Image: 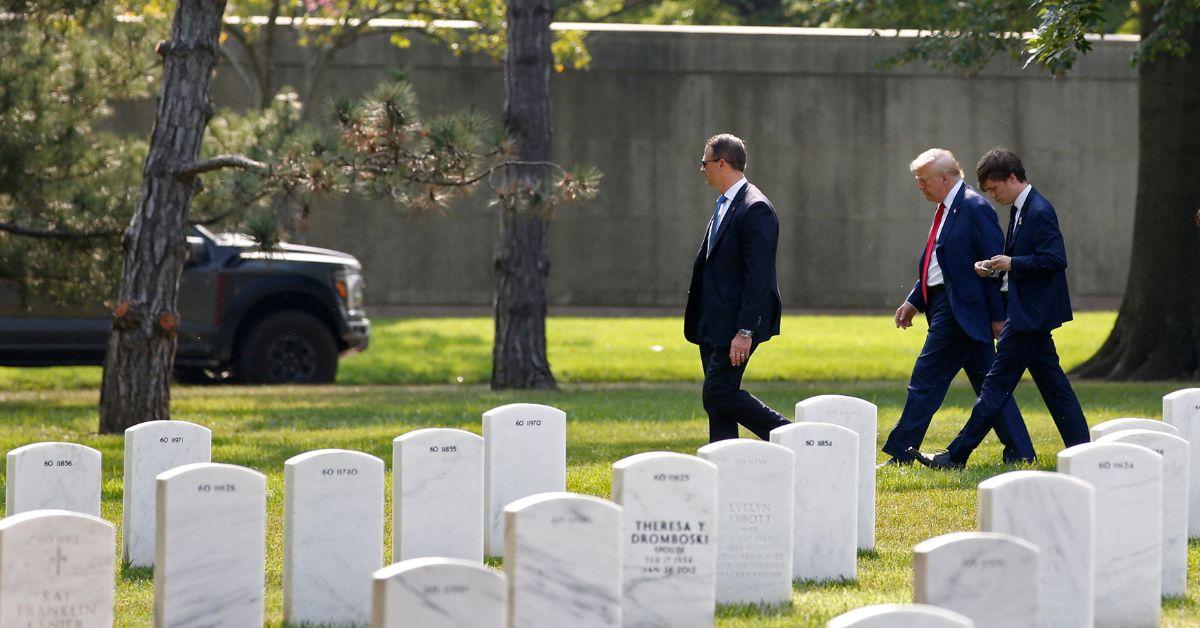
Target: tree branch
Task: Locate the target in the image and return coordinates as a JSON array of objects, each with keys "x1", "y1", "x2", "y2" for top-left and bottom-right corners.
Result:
[
  {"x1": 176, "y1": 155, "x2": 270, "y2": 178},
  {"x1": 0, "y1": 220, "x2": 121, "y2": 239}
]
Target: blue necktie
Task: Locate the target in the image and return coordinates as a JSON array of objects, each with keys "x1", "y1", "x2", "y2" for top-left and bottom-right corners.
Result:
[{"x1": 708, "y1": 195, "x2": 727, "y2": 254}]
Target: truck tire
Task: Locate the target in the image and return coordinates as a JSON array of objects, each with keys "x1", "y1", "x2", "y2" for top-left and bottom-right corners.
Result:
[{"x1": 236, "y1": 310, "x2": 338, "y2": 384}]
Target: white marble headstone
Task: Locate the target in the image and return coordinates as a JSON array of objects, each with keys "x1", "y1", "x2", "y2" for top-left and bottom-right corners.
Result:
[
  {"x1": 1163, "y1": 387, "x2": 1200, "y2": 538},
  {"x1": 826, "y1": 603, "x2": 973, "y2": 628},
  {"x1": 697, "y1": 439, "x2": 794, "y2": 606},
  {"x1": 284, "y1": 449, "x2": 384, "y2": 626},
  {"x1": 504, "y1": 492, "x2": 622, "y2": 628},
  {"x1": 1058, "y1": 442, "x2": 1162, "y2": 627},
  {"x1": 0, "y1": 510, "x2": 115, "y2": 626},
  {"x1": 1089, "y1": 417, "x2": 1179, "y2": 441},
  {"x1": 795, "y1": 395, "x2": 877, "y2": 550},
  {"x1": 1096, "y1": 429, "x2": 1190, "y2": 597},
  {"x1": 5, "y1": 442, "x2": 101, "y2": 516},
  {"x1": 912, "y1": 531, "x2": 1038, "y2": 628},
  {"x1": 483, "y1": 403, "x2": 566, "y2": 557},
  {"x1": 394, "y1": 428, "x2": 484, "y2": 561},
  {"x1": 611, "y1": 451, "x2": 718, "y2": 627},
  {"x1": 372, "y1": 557, "x2": 506, "y2": 628},
  {"x1": 977, "y1": 470, "x2": 1094, "y2": 628},
  {"x1": 770, "y1": 422, "x2": 858, "y2": 581},
  {"x1": 154, "y1": 462, "x2": 266, "y2": 628},
  {"x1": 122, "y1": 420, "x2": 212, "y2": 567}
]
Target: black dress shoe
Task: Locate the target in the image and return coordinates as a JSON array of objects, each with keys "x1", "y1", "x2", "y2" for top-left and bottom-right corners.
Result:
[
  {"x1": 877, "y1": 457, "x2": 913, "y2": 469},
  {"x1": 906, "y1": 447, "x2": 965, "y2": 470},
  {"x1": 1003, "y1": 455, "x2": 1036, "y2": 465}
]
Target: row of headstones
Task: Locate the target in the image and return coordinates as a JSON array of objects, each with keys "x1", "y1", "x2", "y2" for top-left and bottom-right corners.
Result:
[
  {"x1": 4, "y1": 390, "x2": 1199, "y2": 625},
  {"x1": 883, "y1": 416, "x2": 1194, "y2": 628},
  {"x1": 1, "y1": 395, "x2": 884, "y2": 564},
  {"x1": 0, "y1": 396, "x2": 880, "y2": 626}
]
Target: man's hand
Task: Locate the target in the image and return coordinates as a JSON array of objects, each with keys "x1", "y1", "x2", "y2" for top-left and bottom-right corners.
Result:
[
  {"x1": 991, "y1": 321, "x2": 1005, "y2": 339},
  {"x1": 895, "y1": 302, "x2": 917, "y2": 330},
  {"x1": 988, "y1": 255, "x2": 1012, "y2": 272},
  {"x1": 729, "y1": 333, "x2": 751, "y2": 367},
  {"x1": 974, "y1": 260, "x2": 992, "y2": 277}
]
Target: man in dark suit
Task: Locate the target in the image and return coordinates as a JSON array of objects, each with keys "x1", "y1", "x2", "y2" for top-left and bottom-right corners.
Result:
[
  {"x1": 684, "y1": 133, "x2": 791, "y2": 442},
  {"x1": 912, "y1": 149, "x2": 1089, "y2": 468},
  {"x1": 880, "y1": 149, "x2": 1035, "y2": 467}
]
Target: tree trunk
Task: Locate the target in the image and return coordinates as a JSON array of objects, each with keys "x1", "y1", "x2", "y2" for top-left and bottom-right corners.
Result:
[
  {"x1": 491, "y1": 0, "x2": 556, "y2": 390},
  {"x1": 1073, "y1": 11, "x2": 1200, "y2": 380},
  {"x1": 98, "y1": 0, "x2": 228, "y2": 433}
]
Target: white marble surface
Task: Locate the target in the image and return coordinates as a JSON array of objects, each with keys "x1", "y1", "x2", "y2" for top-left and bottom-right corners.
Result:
[
  {"x1": 611, "y1": 451, "x2": 718, "y2": 627},
  {"x1": 0, "y1": 509, "x2": 114, "y2": 626},
  {"x1": 372, "y1": 557, "x2": 506, "y2": 628},
  {"x1": 504, "y1": 492, "x2": 622, "y2": 628},
  {"x1": 122, "y1": 420, "x2": 211, "y2": 567},
  {"x1": 394, "y1": 428, "x2": 484, "y2": 562},
  {"x1": 977, "y1": 470, "x2": 1094, "y2": 628},
  {"x1": 696, "y1": 439, "x2": 794, "y2": 606},
  {"x1": 770, "y1": 422, "x2": 858, "y2": 582},
  {"x1": 5, "y1": 442, "x2": 101, "y2": 516},
  {"x1": 154, "y1": 463, "x2": 266, "y2": 628},
  {"x1": 1058, "y1": 442, "x2": 1162, "y2": 627},
  {"x1": 826, "y1": 603, "x2": 973, "y2": 628},
  {"x1": 912, "y1": 531, "x2": 1038, "y2": 628},
  {"x1": 1163, "y1": 387, "x2": 1200, "y2": 538},
  {"x1": 483, "y1": 403, "x2": 566, "y2": 557},
  {"x1": 795, "y1": 395, "x2": 876, "y2": 550},
  {"x1": 283, "y1": 449, "x2": 384, "y2": 626},
  {"x1": 1097, "y1": 429, "x2": 1190, "y2": 597},
  {"x1": 1089, "y1": 417, "x2": 1180, "y2": 440}
]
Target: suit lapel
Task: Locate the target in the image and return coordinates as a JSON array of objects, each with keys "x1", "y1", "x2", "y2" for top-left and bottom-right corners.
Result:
[
  {"x1": 708, "y1": 181, "x2": 749, "y2": 257},
  {"x1": 1010, "y1": 187, "x2": 1035, "y2": 251},
  {"x1": 937, "y1": 183, "x2": 966, "y2": 246}
]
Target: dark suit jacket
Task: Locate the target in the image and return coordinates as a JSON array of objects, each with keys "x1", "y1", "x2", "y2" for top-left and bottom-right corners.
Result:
[
  {"x1": 684, "y1": 181, "x2": 783, "y2": 347},
  {"x1": 905, "y1": 183, "x2": 1007, "y2": 343},
  {"x1": 1005, "y1": 187, "x2": 1073, "y2": 332}
]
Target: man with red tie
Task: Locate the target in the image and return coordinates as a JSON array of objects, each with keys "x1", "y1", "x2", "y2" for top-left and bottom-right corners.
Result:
[{"x1": 879, "y1": 148, "x2": 1034, "y2": 466}]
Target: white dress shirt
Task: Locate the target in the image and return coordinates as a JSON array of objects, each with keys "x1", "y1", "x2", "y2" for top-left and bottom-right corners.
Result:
[
  {"x1": 1001, "y1": 184, "x2": 1032, "y2": 292},
  {"x1": 924, "y1": 179, "x2": 962, "y2": 288}
]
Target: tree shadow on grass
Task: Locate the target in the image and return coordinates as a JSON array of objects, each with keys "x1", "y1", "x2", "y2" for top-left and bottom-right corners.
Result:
[
  {"x1": 716, "y1": 601, "x2": 795, "y2": 619},
  {"x1": 121, "y1": 562, "x2": 153, "y2": 582},
  {"x1": 793, "y1": 576, "x2": 859, "y2": 592}
]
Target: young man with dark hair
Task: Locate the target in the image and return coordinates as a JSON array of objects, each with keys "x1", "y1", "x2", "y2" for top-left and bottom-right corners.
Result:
[
  {"x1": 880, "y1": 148, "x2": 1034, "y2": 467},
  {"x1": 910, "y1": 148, "x2": 1089, "y2": 469},
  {"x1": 684, "y1": 133, "x2": 790, "y2": 442}
]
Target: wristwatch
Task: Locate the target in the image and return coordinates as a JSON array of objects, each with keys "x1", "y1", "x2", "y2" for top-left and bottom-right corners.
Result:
[{"x1": 737, "y1": 328, "x2": 753, "y2": 339}]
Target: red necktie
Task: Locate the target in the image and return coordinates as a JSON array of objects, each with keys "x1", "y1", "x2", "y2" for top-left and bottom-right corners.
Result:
[{"x1": 921, "y1": 202, "x2": 946, "y2": 303}]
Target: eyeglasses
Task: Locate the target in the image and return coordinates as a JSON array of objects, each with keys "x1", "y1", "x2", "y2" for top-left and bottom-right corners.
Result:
[{"x1": 700, "y1": 158, "x2": 723, "y2": 166}]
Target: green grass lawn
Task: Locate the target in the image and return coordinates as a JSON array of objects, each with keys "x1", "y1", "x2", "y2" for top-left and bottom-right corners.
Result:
[
  {"x1": 0, "y1": 311, "x2": 1117, "y2": 389},
  {"x1": 1, "y1": 312, "x2": 1198, "y2": 626}
]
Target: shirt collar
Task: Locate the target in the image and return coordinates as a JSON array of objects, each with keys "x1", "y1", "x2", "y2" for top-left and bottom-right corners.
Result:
[
  {"x1": 721, "y1": 177, "x2": 748, "y2": 204},
  {"x1": 1014, "y1": 184, "x2": 1033, "y2": 211},
  {"x1": 940, "y1": 179, "x2": 963, "y2": 209}
]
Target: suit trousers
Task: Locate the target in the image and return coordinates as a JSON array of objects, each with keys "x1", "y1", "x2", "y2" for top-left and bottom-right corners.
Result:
[
  {"x1": 947, "y1": 323, "x2": 1090, "y2": 464},
  {"x1": 699, "y1": 341, "x2": 790, "y2": 442},
  {"x1": 881, "y1": 289, "x2": 1035, "y2": 462}
]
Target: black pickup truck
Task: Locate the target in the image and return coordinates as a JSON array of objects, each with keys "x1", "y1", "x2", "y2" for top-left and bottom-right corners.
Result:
[{"x1": 0, "y1": 225, "x2": 370, "y2": 384}]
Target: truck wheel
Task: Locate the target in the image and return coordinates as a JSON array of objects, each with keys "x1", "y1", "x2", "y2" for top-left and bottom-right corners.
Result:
[{"x1": 237, "y1": 311, "x2": 338, "y2": 384}]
